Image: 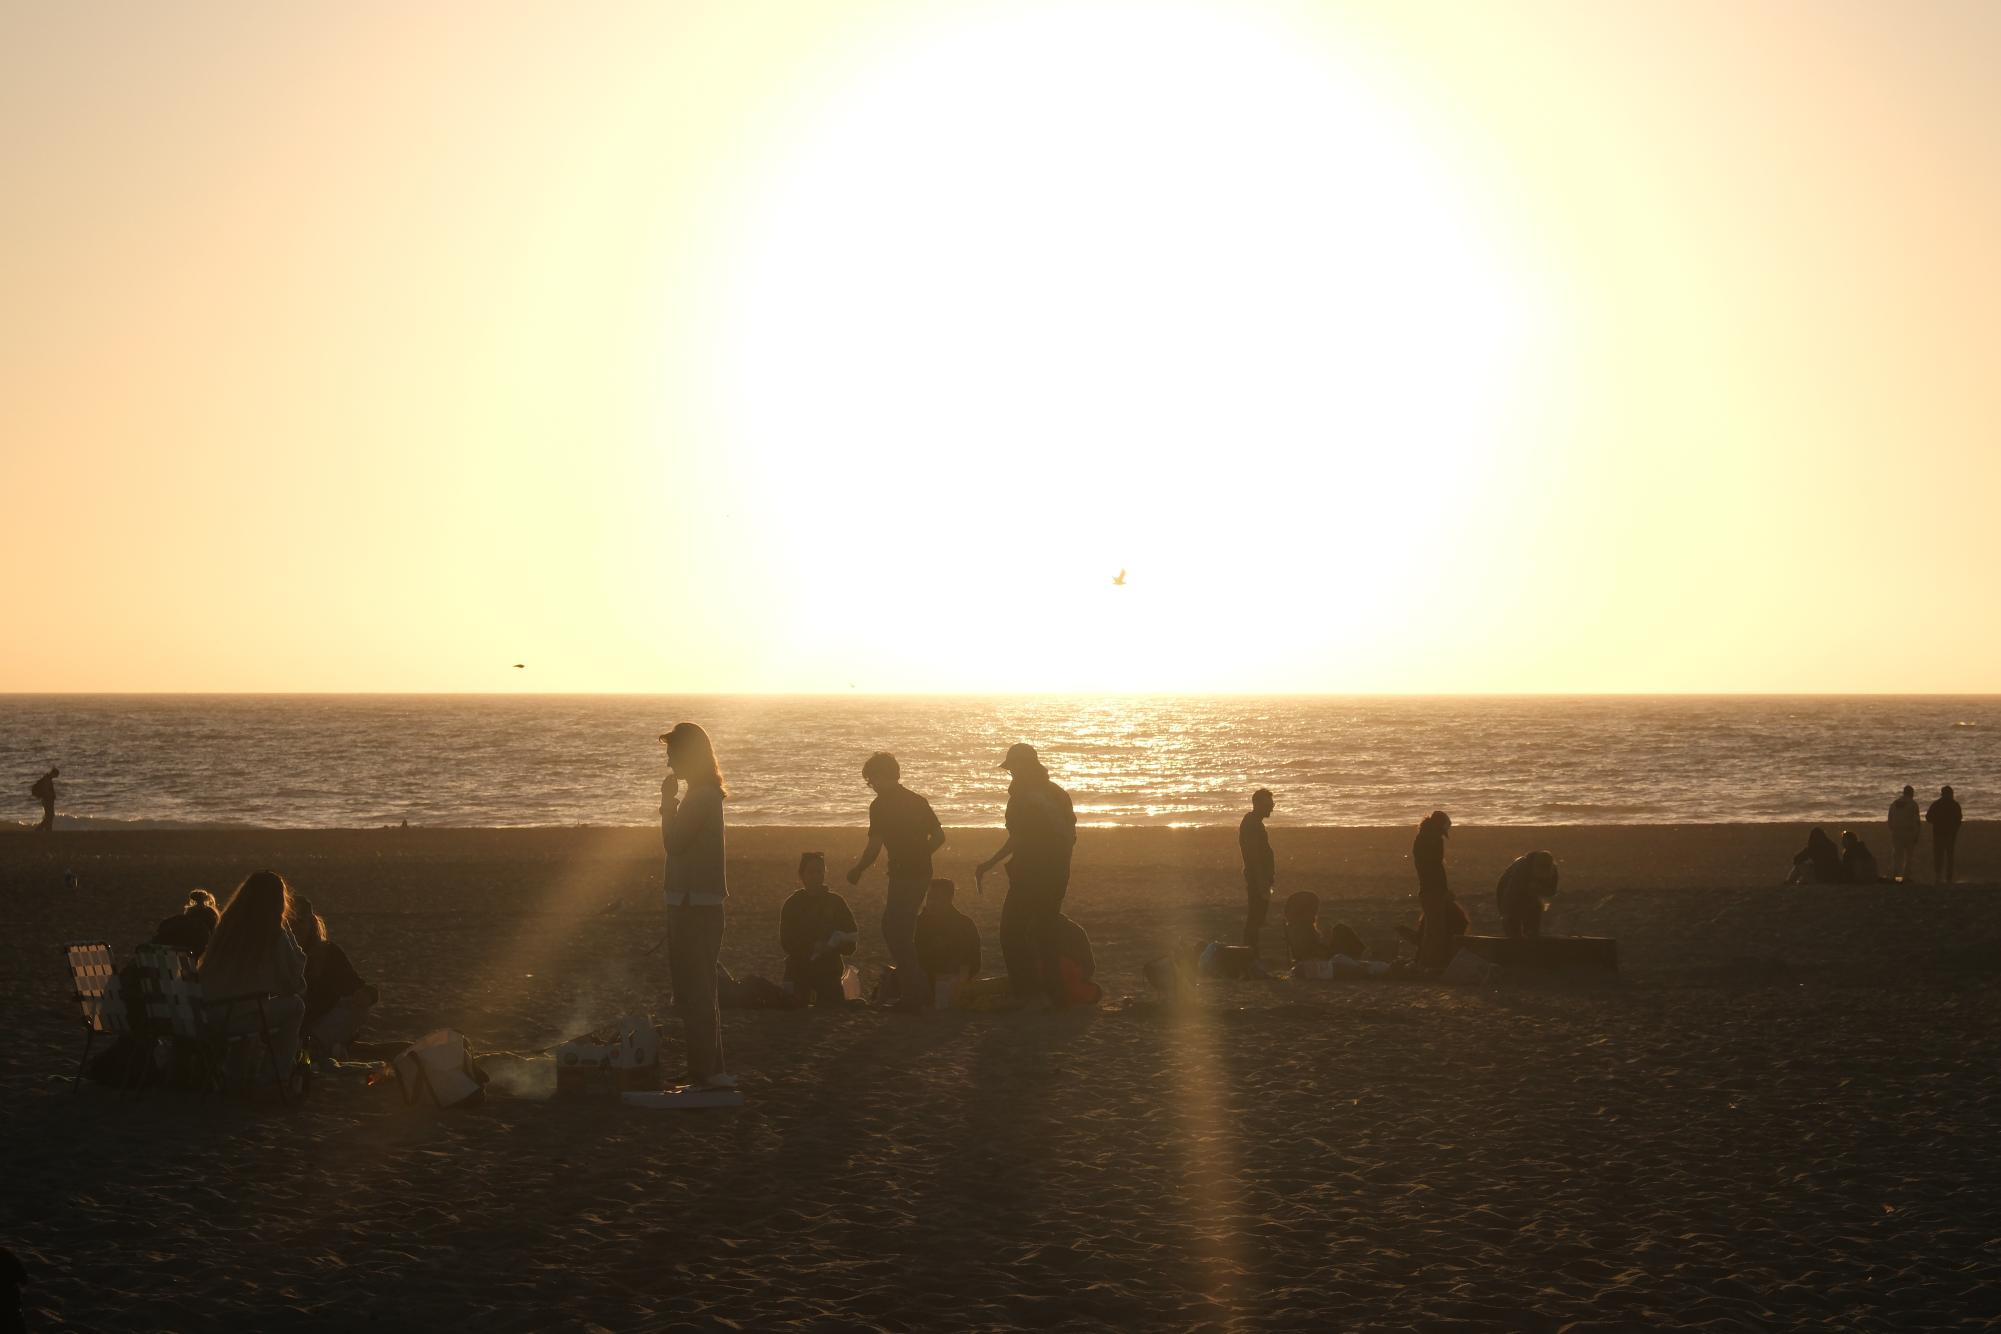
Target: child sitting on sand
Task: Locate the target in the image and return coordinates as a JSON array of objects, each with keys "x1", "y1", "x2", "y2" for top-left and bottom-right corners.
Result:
[
  {"x1": 915, "y1": 877, "x2": 981, "y2": 1005},
  {"x1": 781, "y1": 853, "x2": 858, "y2": 1006}
]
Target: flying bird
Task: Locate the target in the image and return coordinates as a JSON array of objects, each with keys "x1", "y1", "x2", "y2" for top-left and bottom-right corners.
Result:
[
  {"x1": 512, "y1": 663, "x2": 525, "y2": 669},
  {"x1": 1112, "y1": 569, "x2": 1127, "y2": 586}
]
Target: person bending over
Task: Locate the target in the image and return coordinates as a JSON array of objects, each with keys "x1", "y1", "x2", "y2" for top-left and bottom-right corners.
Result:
[
  {"x1": 782, "y1": 853, "x2": 858, "y2": 1007},
  {"x1": 289, "y1": 897, "x2": 378, "y2": 1057},
  {"x1": 915, "y1": 877, "x2": 981, "y2": 1004},
  {"x1": 1495, "y1": 851, "x2": 1559, "y2": 939},
  {"x1": 1786, "y1": 827, "x2": 1842, "y2": 885},
  {"x1": 1239, "y1": 789, "x2": 1277, "y2": 956},
  {"x1": 153, "y1": 888, "x2": 221, "y2": 956}
]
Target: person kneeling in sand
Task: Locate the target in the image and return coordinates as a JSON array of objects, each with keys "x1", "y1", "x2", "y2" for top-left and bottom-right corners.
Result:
[
  {"x1": 153, "y1": 888, "x2": 221, "y2": 956},
  {"x1": 915, "y1": 877, "x2": 980, "y2": 1007},
  {"x1": 781, "y1": 853, "x2": 859, "y2": 1007},
  {"x1": 1495, "y1": 851, "x2": 1559, "y2": 938},
  {"x1": 289, "y1": 897, "x2": 379, "y2": 1058}
]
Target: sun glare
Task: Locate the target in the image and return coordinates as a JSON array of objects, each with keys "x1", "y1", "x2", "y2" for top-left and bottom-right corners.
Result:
[{"x1": 697, "y1": 2, "x2": 1542, "y2": 691}]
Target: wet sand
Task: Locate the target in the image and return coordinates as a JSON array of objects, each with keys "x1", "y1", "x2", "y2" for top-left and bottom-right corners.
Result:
[{"x1": 2, "y1": 823, "x2": 1998, "y2": 1332}]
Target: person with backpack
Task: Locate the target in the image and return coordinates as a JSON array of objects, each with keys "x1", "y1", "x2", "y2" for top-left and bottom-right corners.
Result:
[
  {"x1": 1927, "y1": 785, "x2": 1964, "y2": 884},
  {"x1": 975, "y1": 744, "x2": 1077, "y2": 1005}
]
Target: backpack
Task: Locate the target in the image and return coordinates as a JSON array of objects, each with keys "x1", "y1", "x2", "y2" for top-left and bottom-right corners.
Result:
[{"x1": 391, "y1": 1029, "x2": 489, "y2": 1108}]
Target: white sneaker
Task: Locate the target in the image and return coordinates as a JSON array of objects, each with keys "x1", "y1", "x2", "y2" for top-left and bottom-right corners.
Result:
[{"x1": 703, "y1": 1072, "x2": 739, "y2": 1090}]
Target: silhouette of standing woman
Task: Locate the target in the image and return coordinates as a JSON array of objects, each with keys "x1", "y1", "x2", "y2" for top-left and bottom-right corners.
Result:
[
  {"x1": 976, "y1": 744, "x2": 1076, "y2": 1005},
  {"x1": 1398, "y1": 810, "x2": 1467, "y2": 972},
  {"x1": 30, "y1": 767, "x2": 57, "y2": 833},
  {"x1": 660, "y1": 723, "x2": 735, "y2": 1090}
]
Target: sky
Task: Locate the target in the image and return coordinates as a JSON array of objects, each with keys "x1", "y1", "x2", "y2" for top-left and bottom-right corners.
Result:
[{"x1": 2, "y1": 0, "x2": 1997, "y2": 694}]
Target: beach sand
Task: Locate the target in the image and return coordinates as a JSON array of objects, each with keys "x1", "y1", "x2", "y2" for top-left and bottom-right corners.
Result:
[{"x1": 2, "y1": 823, "x2": 1997, "y2": 1332}]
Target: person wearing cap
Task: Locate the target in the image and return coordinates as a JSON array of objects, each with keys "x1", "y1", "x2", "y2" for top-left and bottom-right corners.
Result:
[
  {"x1": 1926, "y1": 784, "x2": 1964, "y2": 885},
  {"x1": 1395, "y1": 810, "x2": 1466, "y2": 972},
  {"x1": 846, "y1": 752, "x2": 947, "y2": 1008},
  {"x1": 1239, "y1": 789, "x2": 1277, "y2": 956},
  {"x1": 1888, "y1": 784, "x2": 1922, "y2": 884},
  {"x1": 974, "y1": 743, "x2": 1077, "y2": 1005},
  {"x1": 660, "y1": 722, "x2": 735, "y2": 1090}
]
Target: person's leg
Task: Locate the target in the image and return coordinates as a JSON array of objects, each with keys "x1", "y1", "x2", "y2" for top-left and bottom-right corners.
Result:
[
  {"x1": 884, "y1": 878, "x2": 927, "y2": 1007},
  {"x1": 667, "y1": 905, "x2": 723, "y2": 1084},
  {"x1": 1000, "y1": 884, "x2": 1036, "y2": 999},
  {"x1": 1943, "y1": 832, "x2": 1957, "y2": 884},
  {"x1": 1033, "y1": 888, "x2": 1068, "y2": 1003},
  {"x1": 1243, "y1": 886, "x2": 1269, "y2": 952},
  {"x1": 38, "y1": 803, "x2": 53, "y2": 833},
  {"x1": 1933, "y1": 836, "x2": 1947, "y2": 884}
]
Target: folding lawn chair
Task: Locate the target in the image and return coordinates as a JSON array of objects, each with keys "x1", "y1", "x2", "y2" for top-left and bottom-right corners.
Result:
[{"x1": 62, "y1": 942, "x2": 125, "y2": 1091}]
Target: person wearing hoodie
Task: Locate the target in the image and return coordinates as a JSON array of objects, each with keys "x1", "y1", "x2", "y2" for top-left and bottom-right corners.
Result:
[
  {"x1": 1927, "y1": 785, "x2": 1964, "y2": 884},
  {"x1": 1888, "y1": 785, "x2": 1922, "y2": 883}
]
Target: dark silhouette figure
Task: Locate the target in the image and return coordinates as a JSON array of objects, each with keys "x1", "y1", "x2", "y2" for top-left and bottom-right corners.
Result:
[
  {"x1": 1239, "y1": 789, "x2": 1276, "y2": 954},
  {"x1": 289, "y1": 897, "x2": 377, "y2": 1054},
  {"x1": 1787, "y1": 827, "x2": 1843, "y2": 885},
  {"x1": 1396, "y1": 811, "x2": 1466, "y2": 972},
  {"x1": 1927, "y1": 785, "x2": 1963, "y2": 884},
  {"x1": 1495, "y1": 850, "x2": 1559, "y2": 938},
  {"x1": 781, "y1": 852, "x2": 858, "y2": 1007},
  {"x1": 975, "y1": 743, "x2": 1077, "y2": 1005},
  {"x1": 915, "y1": 878, "x2": 981, "y2": 1001},
  {"x1": 660, "y1": 722, "x2": 733, "y2": 1089},
  {"x1": 1283, "y1": 890, "x2": 1370, "y2": 963},
  {"x1": 1839, "y1": 830, "x2": 1881, "y2": 885},
  {"x1": 1888, "y1": 784, "x2": 1922, "y2": 883},
  {"x1": 30, "y1": 767, "x2": 57, "y2": 833},
  {"x1": 153, "y1": 888, "x2": 221, "y2": 955},
  {"x1": 847, "y1": 752, "x2": 946, "y2": 1009}
]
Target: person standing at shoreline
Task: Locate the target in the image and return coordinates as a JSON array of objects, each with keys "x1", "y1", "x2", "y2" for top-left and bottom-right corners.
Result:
[
  {"x1": 1888, "y1": 785, "x2": 1922, "y2": 883},
  {"x1": 975, "y1": 744, "x2": 1077, "y2": 1005},
  {"x1": 1239, "y1": 789, "x2": 1276, "y2": 956},
  {"x1": 1926, "y1": 784, "x2": 1963, "y2": 885},
  {"x1": 660, "y1": 722, "x2": 734, "y2": 1090},
  {"x1": 847, "y1": 752, "x2": 946, "y2": 1009},
  {"x1": 30, "y1": 767, "x2": 57, "y2": 833},
  {"x1": 1397, "y1": 810, "x2": 1466, "y2": 972}
]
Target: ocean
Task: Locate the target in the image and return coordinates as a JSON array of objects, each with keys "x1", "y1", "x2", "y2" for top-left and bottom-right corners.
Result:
[{"x1": 2, "y1": 695, "x2": 1994, "y2": 830}]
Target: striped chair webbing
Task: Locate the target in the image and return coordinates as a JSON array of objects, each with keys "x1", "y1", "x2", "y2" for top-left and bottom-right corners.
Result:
[
  {"x1": 64, "y1": 942, "x2": 119, "y2": 1033},
  {"x1": 131, "y1": 944, "x2": 210, "y2": 1040}
]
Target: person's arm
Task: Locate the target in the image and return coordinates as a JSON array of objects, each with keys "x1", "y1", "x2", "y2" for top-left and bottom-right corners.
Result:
[
  {"x1": 664, "y1": 784, "x2": 716, "y2": 855},
  {"x1": 847, "y1": 837, "x2": 883, "y2": 886},
  {"x1": 832, "y1": 899, "x2": 859, "y2": 956},
  {"x1": 659, "y1": 776, "x2": 681, "y2": 855},
  {"x1": 975, "y1": 836, "x2": 1015, "y2": 885},
  {"x1": 925, "y1": 804, "x2": 947, "y2": 857}
]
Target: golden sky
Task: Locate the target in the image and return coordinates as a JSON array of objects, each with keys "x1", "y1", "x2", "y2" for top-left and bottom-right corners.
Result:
[{"x1": 3, "y1": 1, "x2": 1996, "y2": 694}]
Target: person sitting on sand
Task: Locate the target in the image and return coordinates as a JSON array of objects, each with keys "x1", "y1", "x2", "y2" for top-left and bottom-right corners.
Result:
[
  {"x1": 1282, "y1": 890, "x2": 1371, "y2": 964},
  {"x1": 153, "y1": 888, "x2": 221, "y2": 956},
  {"x1": 288, "y1": 897, "x2": 378, "y2": 1057},
  {"x1": 197, "y1": 870, "x2": 307, "y2": 1071},
  {"x1": 915, "y1": 877, "x2": 981, "y2": 1004},
  {"x1": 1786, "y1": 827, "x2": 1843, "y2": 884},
  {"x1": 1051, "y1": 912, "x2": 1101, "y2": 1006},
  {"x1": 1495, "y1": 851, "x2": 1559, "y2": 938},
  {"x1": 781, "y1": 853, "x2": 858, "y2": 1007},
  {"x1": 1839, "y1": 831, "x2": 1881, "y2": 885},
  {"x1": 1395, "y1": 811, "x2": 1467, "y2": 972}
]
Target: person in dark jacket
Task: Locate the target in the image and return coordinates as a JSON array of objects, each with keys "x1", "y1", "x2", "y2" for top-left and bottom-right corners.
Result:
[
  {"x1": 1888, "y1": 785, "x2": 1922, "y2": 883},
  {"x1": 288, "y1": 897, "x2": 377, "y2": 1055},
  {"x1": 1927, "y1": 785, "x2": 1964, "y2": 884},
  {"x1": 153, "y1": 888, "x2": 221, "y2": 955},
  {"x1": 1787, "y1": 827, "x2": 1843, "y2": 884},
  {"x1": 30, "y1": 767, "x2": 57, "y2": 833},
  {"x1": 1396, "y1": 810, "x2": 1466, "y2": 972},
  {"x1": 1839, "y1": 831, "x2": 1881, "y2": 885},
  {"x1": 1239, "y1": 789, "x2": 1276, "y2": 955},
  {"x1": 847, "y1": 752, "x2": 947, "y2": 1009},
  {"x1": 975, "y1": 744, "x2": 1077, "y2": 1004},
  {"x1": 780, "y1": 853, "x2": 858, "y2": 1007},
  {"x1": 1495, "y1": 851, "x2": 1559, "y2": 938},
  {"x1": 915, "y1": 877, "x2": 981, "y2": 1001}
]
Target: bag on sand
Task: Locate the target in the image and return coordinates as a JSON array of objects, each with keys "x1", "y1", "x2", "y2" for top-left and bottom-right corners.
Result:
[
  {"x1": 554, "y1": 1015, "x2": 663, "y2": 1095},
  {"x1": 393, "y1": 1029, "x2": 490, "y2": 1108}
]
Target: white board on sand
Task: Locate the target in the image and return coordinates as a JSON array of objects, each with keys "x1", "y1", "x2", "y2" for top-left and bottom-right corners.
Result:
[{"x1": 622, "y1": 1087, "x2": 745, "y2": 1110}]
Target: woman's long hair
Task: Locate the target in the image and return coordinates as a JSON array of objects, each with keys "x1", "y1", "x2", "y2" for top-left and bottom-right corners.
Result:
[
  {"x1": 664, "y1": 722, "x2": 728, "y2": 797},
  {"x1": 199, "y1": 870, "x2": 293, "y2": 979},
  {"x1": 287, "y1": 895, "x2": 328, "y2": 954}
]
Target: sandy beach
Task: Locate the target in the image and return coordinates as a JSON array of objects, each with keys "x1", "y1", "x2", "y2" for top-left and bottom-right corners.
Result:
[{"x1": 3, "y1": 823, "x2": 1997, "y2": 1332}]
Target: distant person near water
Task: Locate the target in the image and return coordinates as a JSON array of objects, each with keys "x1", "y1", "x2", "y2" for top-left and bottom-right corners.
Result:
[
  {"x1": 1396, "y1": 810, "x2": 1466, "y2": 972},
  {"x1": 660, "y1": 722, "x2": 735, "y2": 1090},
  {"x1": 1786, "y1": 827, "x2": 1843, "y2": 884},
  {"x1": 975, "y1": 744, "x2": 1077, "y2": 1005},
  {"x1": 782, "y1": 853, "x2": 858, "y2": 1007},
  {"x1": 1495, "y1": 850, "x2": 1559, "y2": 938},
  {"x1": 846, "y1": 752, "x2": 946, "y2": 1009},
  {"x1": 30, "y1": 767, "x2": 57, "y2": 832},
  {"x1": 1927, "y1": 785, "x2": 1963, "y2": 884},
  {"x1": 1888, "y1": 785, "x2": 1922, "y2": 883},
  {"x1": 1239, "y1": 789, "x2": 1276, "y2": 956}
]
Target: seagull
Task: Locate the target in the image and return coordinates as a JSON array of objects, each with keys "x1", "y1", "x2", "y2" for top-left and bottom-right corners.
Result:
[
  {"x1": 512, "y1": 663, "x2": 525, "y2": 669},
  {"x1": 1111, "y1": 569, "x2": 1127, "y2": 587}
]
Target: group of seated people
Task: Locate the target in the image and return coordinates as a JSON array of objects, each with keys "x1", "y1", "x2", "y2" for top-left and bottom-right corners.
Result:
[
  {"x1": 1785, "y1": 827, "x2": 1882, "y2": 885},
  {"x1": 148, "y1": 870, "x2": 378, "y2": 1072},
  {"x1": 775, "y1": 852, "x2": 1095, "y2": 1010}
]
